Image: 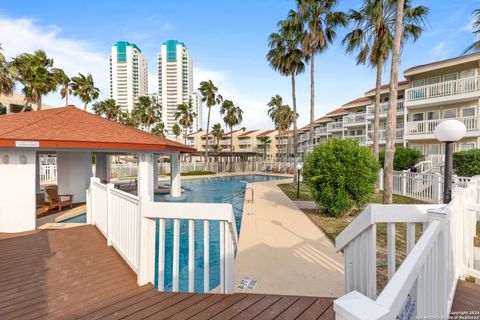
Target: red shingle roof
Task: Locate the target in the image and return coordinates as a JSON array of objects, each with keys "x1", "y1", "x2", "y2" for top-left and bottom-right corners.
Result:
[
  {"x1": 0, "y1": 106, "x2": 195, "y2": 152},
  {"x1": 257, "y1": 130, "x2": 276, "y2": 137},
  {"x1": 238, "y1": 130, "x2": 259, "y2": 137},
  {"x1": 365, "y1": 80, "x2": 409, "y2": 94},
  {"x1": 342, "y1": 97, "x2": 370, "y2": 107},
  {"x1": 326, "y1": 107, "x2": 347, "y2": 116}
]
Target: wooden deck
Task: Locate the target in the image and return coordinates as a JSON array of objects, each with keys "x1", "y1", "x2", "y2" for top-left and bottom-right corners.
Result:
[
  {"x1": 451, "y1": 280, "x2": 480, "y2": 313},
  {"x1": 0, "y1": 225, "x2": 335, "y2": 319}
]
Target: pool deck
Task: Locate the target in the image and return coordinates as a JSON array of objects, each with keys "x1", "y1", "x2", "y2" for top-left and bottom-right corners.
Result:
[{"x1": 235, "y1": 178, "x2": 345, "y2": 298}]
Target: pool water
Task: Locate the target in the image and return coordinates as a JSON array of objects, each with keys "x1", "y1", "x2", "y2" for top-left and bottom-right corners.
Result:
[
  {"x1": 59, "y1": 213, "x2": 86, "y2": 223},
  {"x1": 153, "y1": 174, "x2": 287, "y2": 292}
]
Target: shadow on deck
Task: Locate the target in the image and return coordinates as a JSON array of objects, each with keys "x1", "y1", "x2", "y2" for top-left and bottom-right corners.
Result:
[{"x1": 0, "y1": 225, "x2": 335, "y2": 319}]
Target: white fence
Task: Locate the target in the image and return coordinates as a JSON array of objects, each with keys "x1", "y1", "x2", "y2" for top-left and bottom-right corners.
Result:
[
  {"x1": 87, "y1": 177, "x2": 238, "y2": 294},
  {"x1": 334, "y1": 177, "x2": 480, "y2": 319},
  {"x1": 405, "y1": 75, "x2": 480, "y2": 101},
  {"x1": 39, "y1": 164, "x2": 57, "y2": 182},
  {"x1": 377, "y1": 169, "x2": 471, "y2": 204}
]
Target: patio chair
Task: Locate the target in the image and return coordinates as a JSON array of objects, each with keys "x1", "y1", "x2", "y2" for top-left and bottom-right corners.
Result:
[{"x1": 45, "y1": 185, "x2": 74, "y2": 212}]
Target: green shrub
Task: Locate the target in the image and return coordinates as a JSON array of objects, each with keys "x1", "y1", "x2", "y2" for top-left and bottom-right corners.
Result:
[
  {"x1": 379, "y1": 147, "x2": 422, "y2": 171},
  {"x1": 303, "y1": 138, "x2": 380, "y2": 217},
  {"x1": 453, "y1": 149, "x2": 480, "y2": 177}
]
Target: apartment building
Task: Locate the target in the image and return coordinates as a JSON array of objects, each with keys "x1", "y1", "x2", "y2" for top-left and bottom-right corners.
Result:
[
  {"x1": 238, "y1": 130, "x2": 261, "y2": 152},
  {"x1": 295, "y1": 53, "x2": 480, "y2": 164},
  {"x1": 158, "y1": 40, "x2": 202, "y2": 139},
  {"x1": 109, "y1": 41, "x2": 148, "y2": 111},
  {"x1": 256, "y1": 130, "x2": 278, "y2": 161}
]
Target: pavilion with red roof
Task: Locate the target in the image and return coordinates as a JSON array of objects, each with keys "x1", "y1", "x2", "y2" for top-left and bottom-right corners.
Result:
[{"x1": 0, "y1": 106, "x2": 196, "y2": 232}]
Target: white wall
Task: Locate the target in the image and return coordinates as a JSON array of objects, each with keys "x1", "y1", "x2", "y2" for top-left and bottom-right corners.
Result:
[
  {"x1": 57, "y1": 151, "x2": 92, "y2": 203},
  {"x1": 0, "y1": 149, "x2": 36, "y2": 232}
]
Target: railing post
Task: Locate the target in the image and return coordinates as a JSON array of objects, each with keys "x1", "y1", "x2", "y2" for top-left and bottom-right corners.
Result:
[
  {"x1": 401, "y1": 171, "x2": 407, "y2": 196},
  {"x1": 106, "y1": 183, "x2": 115, "y2": 246},
  {"x1": 432, "y1": 173, "x2": 442, "y2": 203},
  {"x1": 137, "y1": 198, "x2": 156, "y2": 286}
]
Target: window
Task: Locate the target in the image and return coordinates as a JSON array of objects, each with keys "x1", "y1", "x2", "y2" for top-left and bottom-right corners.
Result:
[
  {"x1": 410, "y1": 145, "x2": 424, "y2": 154},
  {"x1": 461, "y1": 143, "x2": 475, "y2": 151},
  {"x1": 444, "y1": 73, "x2": 458, "y2": 82},
  {"x1": 356, "y1": 129, "x2": 363, "y2": 135},
  {"x1": 412, "y1": 79, "x2": 425, "y2": 87},
  {"x1": 443, "y1": 109, "x2": 456, "y2": 119},
  {"x1": 460, "y1": 69, "x2": 476, "y2": 78},
  {"x1": 412, "y1": 113, "x2": 424, "y2": 121},
  {"x1": 427, "y1": 76, "x2": 441, "y2": 85},
  {"x1": 463, "y1": 107, "x2": 476, "y2": 117},
  {"x1": 426, "y1": 144, "x2": 440, "y2": 155},
  {"x1": 427, "y1": 111, "x2": 440, "y2": 120}
]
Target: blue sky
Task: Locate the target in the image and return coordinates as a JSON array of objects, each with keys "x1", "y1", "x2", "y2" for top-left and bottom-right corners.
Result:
[{"x1": 0, "y1": 0, "x2": 479, "y2": 129}]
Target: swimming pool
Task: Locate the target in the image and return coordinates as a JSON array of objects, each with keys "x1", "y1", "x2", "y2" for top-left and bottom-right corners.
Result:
[
  {"x1": 59, "y1": 213, "x2": 87, "y2": 223},
  {"x1": 153, "y1": 174, "x2": 287, "y2": 292}
]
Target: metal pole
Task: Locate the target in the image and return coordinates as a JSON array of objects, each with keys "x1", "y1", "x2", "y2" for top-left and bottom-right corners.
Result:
[
  {"x1": 443, "y1": 141, "x2": 453, "y2": 204},
  {"x1": 297, "y1": 168, "x2": 301, "y2": 199}
]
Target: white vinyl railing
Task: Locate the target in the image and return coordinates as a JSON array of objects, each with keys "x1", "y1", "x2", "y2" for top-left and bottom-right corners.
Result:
[
  {"x1": 343, "y1": 113, "x2": 366, "y2": 125},
  {"x1": 315, "y1": 127, "x2": 328, "y2": 135},
  {"x1": 87, "y1": 177, "x2": 239, "y2": 294},
  {"x1": 406, "y1": 75, "x2": 480, "y2": 102},
  {"x1": 366, "y1": 100, "x2": 405, "y2": 117},
  {"x1": 334, "y1": 177, "x2": 480, "y2": 319},
  {"x1": 344, "y1": 135, "x2": 366, "y2": 144},
  {"x1": 327, "y1": 122, "x2": 344, "y2": 131},
  {"x1": 406, "y1": 116, "x2": 479, "y2": 135},
  {"x1": 366, "y1": 128, "x2": 404, "y2": 142}
]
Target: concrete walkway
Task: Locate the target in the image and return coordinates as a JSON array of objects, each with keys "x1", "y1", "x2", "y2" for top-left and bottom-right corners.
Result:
[{"x1": 235, "y1": 179, "x2": 344, "y2": 298}]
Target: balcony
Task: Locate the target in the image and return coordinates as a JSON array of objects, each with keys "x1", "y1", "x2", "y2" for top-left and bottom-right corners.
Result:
[
  {"x1": 405, "y1": 116, "x2": 480, "y2": 138},
  {"x1": 405, "y1": 76, "x2": 480, "y2": 107},
  {"x1": 315, "y1": 127, "x2": 328, "y2": 136},
  {"x1": 343, "y1": 113, "x2": 366, "y2": 127},
  {"x1": 327, "y1": 122, "x2": 344, "y2": 132},
  {"x1": 366, "y1": 128, "x2": 404, "y2": 143},
  {"x1": 366, "y1": 100, "x2": 405, "y2": 118}
]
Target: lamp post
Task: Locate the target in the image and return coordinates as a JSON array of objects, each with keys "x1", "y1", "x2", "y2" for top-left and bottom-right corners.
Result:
[
  {"x1": 296, "y1": 163, "x2": 303, "y2": 199},
  {"x1": 433, "y1": 120, "x2": 466, "y2": 204}
]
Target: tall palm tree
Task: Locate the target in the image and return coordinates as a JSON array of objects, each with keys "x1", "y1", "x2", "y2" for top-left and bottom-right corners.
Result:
[
  {"x1": 342, "y1": 0, "x2": 428, "y2": 160},
  {"x1": 92, "y1": 99, "x2": 121, "y2": 120},
  {"x1": 267, "y1": 13, "x2": 305, "y2": 180},
  {"x1": 279, "y1": 105, "x2": 296, "y2": 163},
  {"x1": 132, "y1": 96, "x2": 161, "y2": 131},
  {"x1": 0, "y1": 45, "x2": 14, "y2": 96},
  {"x1": 172, "y1": 123, "x2": 182, "y2": 142},
  {"x1": 464, "y1": 9, "x2": 480, "y2": 53},
  {"x1": 151, "y1": 122, "x2": 168, "y2": 137},
  {"x1": 220, "y1": 99, "x2": 243, "y2": 171},
  {"x1": 198, "y1": 80, "x2": 223, "y2": 163},
  {"x1": 257, "y1": 136, "x2": 272, "y2": 160},
  {"x1": 384, "y1": 0, "x2": 406, "y2": 204},
  {"x1": 70, "y1": 73, "x2": 100, "y2": 111},
  {"x1": 175, "y1": 102, "x2": 197, "y2": 144},
  {"x1": 211, "y1": 123, "x2": 224, "y2": 168},
  {"x1": 10, "y1": 50, "x2": 64, "y2": 111},
  {"x1": 268, "y1": 96, "x2": 295, "y2": 163},
  {"x1": 295, "y1": 0, "x2": 347, "y2": 152}
]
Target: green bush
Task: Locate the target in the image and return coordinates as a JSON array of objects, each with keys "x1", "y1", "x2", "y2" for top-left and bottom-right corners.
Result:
[
  {"x1": 379, "y1": 147, "x2": 422, "y2": 171},
  {"x1": 303, "y1": 138, "x2": 380, "y2": 217},
  {"x1": 453, "y1": 149, "x2": 480, "y2": 177}
]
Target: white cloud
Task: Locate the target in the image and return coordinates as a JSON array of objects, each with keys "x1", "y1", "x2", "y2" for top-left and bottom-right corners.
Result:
[
  {"x1": 430, "y1": 42, "x2": 447, "y2": 61},
  {"x1": 0, "y1": 16, "x2": 109, "y2": 107}
]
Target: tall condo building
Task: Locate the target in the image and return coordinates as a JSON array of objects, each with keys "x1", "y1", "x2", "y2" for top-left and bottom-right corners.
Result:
[
  {"x1": 110, "y1": 41, "x2": 148, "y2": 111},
  {"x1": 158, "y1": 40, "x2": 202, "y2": 139}
]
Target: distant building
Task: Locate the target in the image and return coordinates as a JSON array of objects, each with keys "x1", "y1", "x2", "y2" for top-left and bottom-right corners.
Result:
[
  {"x1": 110, "y1": 41, "x2": 148, "y2": 111},
  {"x1": 0, "y1": 92, "x2": 53, "y2": 114},
  {"x1": 158, "y1": 40, "x2": 201, "y2": 139}
]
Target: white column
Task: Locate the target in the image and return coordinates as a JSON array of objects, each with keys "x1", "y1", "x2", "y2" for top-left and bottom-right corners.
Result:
[
  {"x1": 170, "y1": 152, "x2": 181, "y2": 198},
  {"x1": 35, "y1": 152, "x2": 40, "y2": 194},
  {"x1": 57, "y1": 151, "x2": 92, "y2": 203},
  {"x1": 0, "y1": 149, "x2": 36, "y2": 232},
  {"x1": 95, "y1": 153, "x2": 110, "y2": 182},
  {"x1": 153, "y1": 154, "x2": 159, "y2": 191},
  {"x1": 137, "y1": 152, "x2": 154, "y2": 199}
]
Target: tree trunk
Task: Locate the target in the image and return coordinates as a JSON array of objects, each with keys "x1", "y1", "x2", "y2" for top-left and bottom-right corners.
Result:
[
  {"x1": 84, "y1": 102, "x2": 87, "y2": 111},
  {"x1": 383, "y1": 0, "x2": 405, "y2": 204},
  {"x1": 230, "y1": 126, "x2": 233, "y2": 172},
  {"x1": 308, "y1": 52, "x2": 315, "y2": 153},
  {"x1": 205, "y1": 106, "x2": 211, "y2": 166},
  {"x1": 66, "y1": 89, "x2": 69, "y2": 106},
  {"x1": 38, "y1": 96, "x2": 42, "y2": 111},
  {"x1": 373, "y1": 57, "x2": 383, "y2": 161},
  {"x1": 292, "y1": 73, "x2": 299, "y2": 183}
]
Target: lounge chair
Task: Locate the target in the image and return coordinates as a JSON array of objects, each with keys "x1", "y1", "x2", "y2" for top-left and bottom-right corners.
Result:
[{"x1": 45, "y1": 186, "x2": 74, "y2": 212}]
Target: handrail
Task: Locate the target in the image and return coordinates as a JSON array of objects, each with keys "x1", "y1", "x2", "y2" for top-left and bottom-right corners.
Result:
[{"x1": 406, "y1": 75, "x2": 480, "y2": 101}]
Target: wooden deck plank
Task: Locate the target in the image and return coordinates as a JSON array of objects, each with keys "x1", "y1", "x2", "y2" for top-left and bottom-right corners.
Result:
[
  {"x1": 0, "y1": 225, "x2": 336, "y2": 320},
  {"x1": 452, "y1": 280, "x2": 480, "y2": 312},
  {"x1": 296, "y1": 298, "x2": 333, "y2": 320}
]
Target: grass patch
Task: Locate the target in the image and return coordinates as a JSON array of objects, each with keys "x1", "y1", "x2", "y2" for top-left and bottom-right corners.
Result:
[
  {"x1": 476, "y1": 222, "x2": 480, "y2": 247},
  {"x1": 277, "y1": 182, "x2": 313, "y2": 201}
]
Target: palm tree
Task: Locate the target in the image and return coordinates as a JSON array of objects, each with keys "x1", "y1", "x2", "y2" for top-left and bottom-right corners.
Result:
[
  {"x1": 267, "y1": 13, "x2": 305, "y2": 179},
  {"x1": 257, "y1": 136, "x2": 272, "y2": 160},
  {"x1": 342, "y1": 0, "x2": 428, "y2": 160},
  {"x1": 0, "y1": 45, "x2": 14, "y2": 96},
  {"x1": 384, "y1": 0, "x2": 406, "y2": 204},
  {"x1": 10, "y1": 50, "x2": 64, "y2": 110},
  {"x1": 198, "y1": 80, "x2": 223, "y2": 163},
  {"x1": 92, "y1": 99, "x2": 121, "y2": 120},
  {"x1": 172, "y1": 123, "x2": 182, "y2": 142},
  {"x1": 267, "y1": 96, "x2": 295, "y2": 163},
  {"x1": 220, "y1": 99, "x2": 243, "y2": 171},
  {"x1": 211, "y1": 123, "x2": 224, "y2": 168},
  {"x1": 70, "y1": 73, "x2": 100, "y2": 111},
  {"x1": 175, "y1": 102, "x2": 197, "y2": 144},
  {"x1": 58, "y1": 71, "x2": 71, "y2": 106},
  {"x1": 464, "y1": 9, "x2": 480, "y2": 53},
  {"x1": 295, "y1": 0, "x2": 347, "y2": 151},
  {"x1": 151, "y1": 122, "x2": 168, "y2": 137},
  {"x1": 132, "y1": 96, "x2": 162, "y2": 131}
]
